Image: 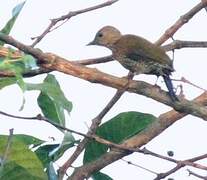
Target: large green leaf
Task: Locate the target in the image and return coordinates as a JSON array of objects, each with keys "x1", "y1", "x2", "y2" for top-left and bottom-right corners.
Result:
[
  {"x1": 3, "y1": 134, "x2": 44, "y2": 147},
  {"x1": 0, "y1": 1, "x2": 26, "y2": 45},
  {"x1": 0, "y1": 161, "x2": 44, "y2": 180},
  {"x1": 84, "y1": 111, "x2": 156, "y2": 164},
  {"x1": 0, "y1": 135, "x2": 47, "y2": 180},
  {"x1": 26, "y1": 74, "x2": 72, "y2": 128},
  {"x1": 37, "y1": 92, "x2": 65, "y2": 127}
]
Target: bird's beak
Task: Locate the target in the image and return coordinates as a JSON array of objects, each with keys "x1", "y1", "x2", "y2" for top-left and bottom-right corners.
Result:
[{"x1": 86, "y1": 40, "x2": 95, "y2": 46}]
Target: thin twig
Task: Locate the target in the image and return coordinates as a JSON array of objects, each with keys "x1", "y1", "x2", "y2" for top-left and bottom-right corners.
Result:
[
  {"x1": 0, "y1": 112, "x2": 90, "y2": 138},
  {"x1": 172, "y1": 77, "x2": 207, "y2": 92},
  {"x1": 187, "y1": 169, "x2": 207, "y2": 180},
  {"x1": 155, "y1": 1, "x2": 207, "y2": 45},
  {"x1": 154, "y1": 164, "x2": 183, "y2": 180},
  {"x1": 74, "y1": 55, "x2": 113, "y2": 65},
  {"x1": 154, "y1": 153, "x2": 207, "y2": 179},
  {"x1": 163, "y1": 40, "x2": 207, "y2": 51},
  {"x1": 142, "y1": 148, "x2": 177, "y2": 163},
  {"x1": 121, "y1": 158, "x2": 158, "y2": 175},
  {"x1": 31, "y1": 0, "x2": 118, "y2": 47}
]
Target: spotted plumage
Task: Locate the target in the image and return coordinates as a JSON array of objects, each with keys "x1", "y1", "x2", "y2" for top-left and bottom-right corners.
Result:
[{"x1": 88, "y1": 26, "x2": 178, "y2": 101}]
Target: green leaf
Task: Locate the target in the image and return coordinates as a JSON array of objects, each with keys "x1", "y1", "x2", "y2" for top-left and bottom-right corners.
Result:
[
  {"x1": 0, "y1": 59, "x2": 26, "y2": 91},
  {"x1": 0, "y1": 77, "x2": 17, "y2": 89},
  {"x1": 5, "y1": 134, "x2": 44, "y2": 147},
  {"x1": 35, "y1": 144, "x2": 59, "y2": 167},
  {"x1": 62, "y1": 132, "x2": 76, "y2": 147},
  {"x1": 26, "y1": 74, "x2": 72, "y2": 127},
  {"x1": 0, "y1": 48, "x2": 37, "y2": 74},
  {"x1": 84, "y1": 111, "x2": 156, "y2": 164},
  {"x1": 0, "y1": 59, "x2": 27, "y2": 110},
  {"x1": 21, "y1": 55, "x2": 37, "y2": 70},
  {"x1": 0, "y1": 161, "x2": 44, "y2": 180},
  {"x1": 92, "y1": 172, "x2": 113, "y2": 180},
  {"x1": 7, "y1": 55, "x2": 37, "y2": 72},
  {"x1": 37, "y1": 92, "x2": 65, "y2": 127},
  {"x1": 35, "y1": 132, "x2": 77, "y2": 168},
  {"x1": 0, "y1": 135, "x2": 47, "y2": 180},
  {"x1": 12, "y1": 1, "x2": 26, "y2": 17},
  {"x1": 51, "y1": 132, "x2": 77, "y2": 161},
  {"x1": 0, "y1": 1, "x2": 26, "y2": 45},
  {"x1": 0, "y1": 55, "x2": 38, "y2": 109}
]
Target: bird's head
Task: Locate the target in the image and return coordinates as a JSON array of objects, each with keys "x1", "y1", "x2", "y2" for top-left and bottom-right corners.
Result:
[{"x1": 87, "y1": 26, "x2": 121, "y2": 48}]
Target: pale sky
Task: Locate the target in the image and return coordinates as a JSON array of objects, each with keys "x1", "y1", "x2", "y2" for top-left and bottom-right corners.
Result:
[{"x1": 1, "y1": 1, "x2": 207, "y2": 179}]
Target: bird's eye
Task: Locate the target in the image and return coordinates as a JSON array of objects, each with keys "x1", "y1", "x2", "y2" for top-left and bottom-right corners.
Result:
[{"x1": 98, "y1": 33, "x2": 103, "y2": 38}]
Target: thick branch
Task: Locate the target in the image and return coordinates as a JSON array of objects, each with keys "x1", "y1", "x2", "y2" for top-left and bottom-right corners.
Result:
[{"x1": 1, "y1": 34, "x2": 207, "y2": 121}]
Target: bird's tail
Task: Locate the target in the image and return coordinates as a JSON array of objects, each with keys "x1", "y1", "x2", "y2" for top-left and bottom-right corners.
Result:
[{"x1": 162, "y1": 75, "x2": 178, "y2": 101}]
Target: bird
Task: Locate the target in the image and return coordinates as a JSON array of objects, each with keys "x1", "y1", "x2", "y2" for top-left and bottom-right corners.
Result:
[{"x1": 87, "y1": 26, "x2": 178, "y2": 101}]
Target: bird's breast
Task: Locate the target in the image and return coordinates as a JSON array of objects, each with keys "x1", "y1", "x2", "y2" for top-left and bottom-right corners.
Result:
[{"x1": 113, "y1": 53, "x2": 172, "y2": 76}]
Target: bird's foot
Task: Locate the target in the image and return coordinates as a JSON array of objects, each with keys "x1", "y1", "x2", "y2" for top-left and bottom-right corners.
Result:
[
  {"x1": 174, "y1": 84, "x2": 185, "y2": 100},
  {"x1": 120, "y1": 71, "x2": 134, "y2": 91},
  {"x1": 153, "y1": 84, "x2": 161, "y2": 89}
]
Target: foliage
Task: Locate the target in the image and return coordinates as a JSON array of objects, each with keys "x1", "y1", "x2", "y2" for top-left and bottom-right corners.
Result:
[
  {"x1": 84, "y1": 111, "x2": 156, "y2": 179},
  {"x1": 0, "y1": 135, "x2": 47, "y2": 180},
  {"x1": 0, "y1": 3, "x2": 75, "y2": 177},
  {"x1": 0, "y1": 1, "x2": 25, "y2": 46}
]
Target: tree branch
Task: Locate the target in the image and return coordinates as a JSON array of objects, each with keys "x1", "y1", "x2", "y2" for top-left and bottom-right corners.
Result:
[
  {"x1": 187, "y1": 169, "x2": 207, "y2": 180},
  {"x1": 155, "y1": 1, "x2": 207, "y2": 45},
  {"x1": 70, "y1": 92, "x2": 207, "y2": 179},
  {"x1": 154, "y1": 153, "x2": 207, "y2": 179},
  {"x1": 2, "y1": 109, "x2": 207, "y2": 180},
  {"x1": 74, "y1": 55, "x2": 113, "y2": 65},
  {"x1": 163, "y1": 40, "x2": 207, "y2": 51},
  {"x1": 1, "y1": 33, "x2": 207, "y2": 120}
]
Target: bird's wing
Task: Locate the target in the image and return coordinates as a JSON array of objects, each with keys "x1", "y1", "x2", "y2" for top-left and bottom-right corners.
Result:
[
  {"x1": 126, "y1": 48, "x2": 156, "y2": 62},
  {"x1": 118, "y1": 35, "x2": 173, "y2": 68}
]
